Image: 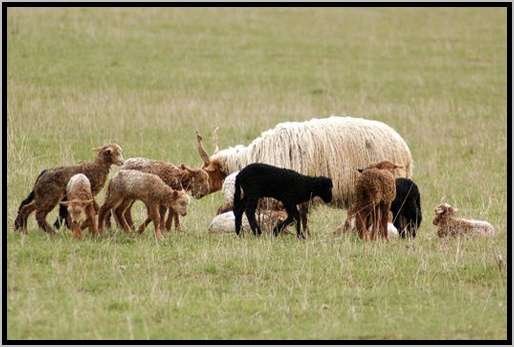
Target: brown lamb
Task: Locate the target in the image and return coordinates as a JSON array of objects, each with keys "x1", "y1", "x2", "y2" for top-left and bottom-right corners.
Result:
[
  {"x1": 433, "y1": 203, "x2": 495, "y2": 238},
  {"x1": 106, "y1": 157, "x2": 209, "y2": 232},
  {"x1": 345, "y1": 160, "x2": 402, "y2": 241},
  {"x1": 97, "y1": 169, "x2": 190, "y2": 240},
  {"x1": 59, "y1": 174, "x2": 97, "y2": 238},
  {"x1": 14, "y1": 144, "x2": 124, "y2": 234}
]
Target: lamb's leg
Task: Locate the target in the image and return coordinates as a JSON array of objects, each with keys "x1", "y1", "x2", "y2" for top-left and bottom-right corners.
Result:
[
  {"x1": 234, "y1": 197, "x2": 246, "y2": 236},
  {"x1": 299, "y1": 203, "x2": 309, "y2": 237},
  {"x1": 159, "y1": 205, "x2": 167, "y2": 231},
  {"x1": 355, "y1": 209, "x2": 367, "y2": 240},
  {"x1": 137, "y1": 217, "x2": 152, "y2": 234},
  {"x1": 35, "y1": 209, "x2": 56, "y2": 234},
  {"x1": 86, "y1": 204, "x2": 98, "y2": 236},
  {"x1": 148, "y1": 204, "x2": 163, "y2": 241},
  {"x1": 173, "y1": 209, "x2": 182, "y2": 232},
  {"x1": 98, "y1": 197, "x2": 120, "y2": 234},
  {"x1": 122, "y1": 200, "x2": 136, "y2": 230},
  {"x1": 244, "y1": 199, "x2": 261, "y2": 236},
  {"x1": 114, "y1": 199, "x2": 132, "y2": 233},
  {"x1": 16, "y1": 201, "x2": 37, "y2": 233},
  {"x1": 286, "y1": 205, "x2": 304, "y2": 240},
  {"x1": 381, "y1": 203, "x2": 390, "y2": 240},
  {"x1": 165, "y1": 208, "x2": 174, "y2": 231}
]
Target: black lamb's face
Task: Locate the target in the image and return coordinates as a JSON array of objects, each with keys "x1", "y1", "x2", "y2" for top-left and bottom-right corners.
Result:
[{"x1": 317, "y1": 177, "x2": 333, "y2": 203}]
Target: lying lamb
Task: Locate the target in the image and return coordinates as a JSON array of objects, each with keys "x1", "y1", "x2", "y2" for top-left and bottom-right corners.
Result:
[
  {"x1": 233, "y1": 163, "x2": 333, "y2": 238},
  {"x1": 14, "y1": 144, "x2": 124, "y2": 234},
  {"x1": 59, "y1": 174, "x2": 97, "y2": 238},
  {"x1": 432, "y1": 202, "x2": 495, "y2": 237},
  {"x1": 208, "y1": 210, "x2": 287, "y2": 234},
  {"x1": 98, "y1": 170, "x2": 190, "y2": 240}
]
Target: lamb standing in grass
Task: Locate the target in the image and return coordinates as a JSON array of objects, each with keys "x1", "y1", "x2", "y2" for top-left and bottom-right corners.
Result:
[
  {"x1": 345, "y1": 160, "x2": 403, "y2": 240},
  {"x1": 14, "y1": 144, "x2": 124, "y2": 234},
  {"x1": 59, "y1": 174, "x2": 97, "y2": 238},
  {"x1": 97, "y1": 170, "x2": 190, "y2": 240},
  {"x1": 233, "y1": 163, "x2": 333, "y2": 238},
  {"x1": 432, "y1": 202, "x2": 495, "y2": 237},
  {"x1": 107, "y1": 158, "x2": 209, "y2": 232}
]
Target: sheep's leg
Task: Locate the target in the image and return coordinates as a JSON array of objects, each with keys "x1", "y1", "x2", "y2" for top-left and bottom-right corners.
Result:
[
  {"x1": 115, "y1": 199, "x2": 133, "y2": 233},
  {"x1": 86, "y1": 204, "x2": 98, "y2": 236},
  {"x1": 159, "y1": 205, "x2": 167, "y2": 231},
  {"x1": 98, "y1": 197, "x2": 120, "y2": 234},
  {"x1": 35, "y1": 209, "x2": 56, "y2": 234},
  {"x1": 355, "y1": 210, "x2": 367, "y2": 240},
  {"x1": 165, "y1": 208, "x2": 174, "y2": 231},
  {"x1": 299, "y1": 203, "x2": 310, "y2": 237},
  {"x1": 286, "y1": 205, "x2": 303, "y2": 240},
  {"x1": 381, "y1": 203, "x2": 390, "y2": 240},
  {"x1": 244, "y1": 199, "x2": 261, "y2": 236},
  {"x1": 173, "y1": 209, "x2": 182, "y2": 232},
  {"x1": 16, "y1": 201, "x2": 37, "y2": 233},
  {"x1": 137, "y1": 217, "x2": 152, "y2": 234},
  {"x1": 148, "y1": 204, "x2": 163, "y2": 241},
  {"x1": 234, "y1": 197, "x2": 246, "y2": 236}
]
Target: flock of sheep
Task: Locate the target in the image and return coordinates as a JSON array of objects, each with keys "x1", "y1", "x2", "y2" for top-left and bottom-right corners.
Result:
[{"x1": 13, "y1": 116, "x2": 496, "y2": 240}]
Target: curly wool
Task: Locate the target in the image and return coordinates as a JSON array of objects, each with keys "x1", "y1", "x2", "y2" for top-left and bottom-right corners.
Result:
[{"x1": 210, "y1": 116, "x2": 412, "y2": 208}]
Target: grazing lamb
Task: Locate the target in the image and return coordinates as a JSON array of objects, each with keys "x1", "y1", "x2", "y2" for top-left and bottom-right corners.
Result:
[
  {"x1": 233, "y1": 163, "x2": 333, "y2": 238},
  {"x1": 59, "y1": 174, "x2": 97, "y2": 238},
  {"x1": 391, "y1": 177, "x2": 422, "y2": 238},
  {"x1": 346, "y1": 161, "x2": 402, "y2": 241},
  {"x1": 340, "y1": 177, "x2": 422, "y2": 239},
  {"x1": 97, "y1": 170, "x2": 190, "y2": 240},
  {"x1": 195, "y1": 116, "x2": 412, "y2": 233},
  {"x1": 106, "y1": 158, "x2": 209, "y2": 233},
  {"x1": 208, "y1": 210, "x2": 287, "y2": 234},
  {"x1": 14, "y1": 144, "x2": 124, "y2": 234},
  {"x1": 432, "y1": 203, "x2": 495, "y2": 238}
]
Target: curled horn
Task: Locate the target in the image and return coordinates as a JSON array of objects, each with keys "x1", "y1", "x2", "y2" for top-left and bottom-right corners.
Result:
[
  {"x1": 212, "y1": 126, "x2": 219, "y2": 154},
  {"x1": 195, "y1": 130, "x2": 210, "y2": 165}
]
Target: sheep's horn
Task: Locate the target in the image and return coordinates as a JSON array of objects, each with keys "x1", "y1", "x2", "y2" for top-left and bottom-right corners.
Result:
[
  {"x1": 195, "y1": 130, "x2": 210, "y2": 165},
  {"x1": 212, "y1": 126, "x2": 220, "y2": 154}
]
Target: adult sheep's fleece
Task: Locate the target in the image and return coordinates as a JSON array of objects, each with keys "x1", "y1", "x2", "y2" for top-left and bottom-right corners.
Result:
[{"x1": 198, "y1": 116, "x2": 413, "y2": 209}]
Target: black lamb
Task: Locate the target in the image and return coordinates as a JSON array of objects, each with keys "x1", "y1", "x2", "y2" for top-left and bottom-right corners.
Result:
[
  {"x1": 391, "y1": 177, "x2": 422, "y2": 238},
  {"x1": 233, "y1": 163, "x2": 333, "y2": 239}
]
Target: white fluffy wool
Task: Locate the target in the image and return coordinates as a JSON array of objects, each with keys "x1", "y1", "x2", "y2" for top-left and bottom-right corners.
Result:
[{"x1": 210, "y1": 116, "x2": 412, "y2": 208}]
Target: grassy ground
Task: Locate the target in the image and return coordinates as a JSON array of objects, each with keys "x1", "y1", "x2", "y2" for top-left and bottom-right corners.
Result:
[{"x1": 6, "y1": 7, "x2": 508, "y2": 340}]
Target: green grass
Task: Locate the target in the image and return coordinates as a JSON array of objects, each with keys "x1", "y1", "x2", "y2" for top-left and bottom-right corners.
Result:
[{"x1": 7, "y1": 7, "x2": 507, "y2": 340}]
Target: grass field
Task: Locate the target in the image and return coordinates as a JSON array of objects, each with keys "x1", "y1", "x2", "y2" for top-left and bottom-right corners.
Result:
[{"x1": 6, "y1": 7, "x2": 508, "y2": 340}]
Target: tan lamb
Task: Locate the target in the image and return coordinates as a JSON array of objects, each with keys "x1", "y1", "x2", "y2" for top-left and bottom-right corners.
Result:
[
  {"x1": 97, "y1": 169, "x2": 190, "y2": 240},
  {"x1": 110, "y1": 158, "x2": 209, "y2": 233},
  {"x1": 345, "y1": 160, "x2": 403, "y2": 240},
  {"x1": 433, "y1": 203, "x2": 495, "y2": 237},
  {"x1": 59, "y1": 174, "x2": 97, "y2": 238},
  {"x1": 14, "y1": 144, "x2": 124, "y2": 234}
]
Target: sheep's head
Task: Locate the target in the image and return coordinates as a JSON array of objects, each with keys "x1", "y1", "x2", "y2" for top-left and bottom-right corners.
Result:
[
  {"x1": 167, "y1": 189, "x2": 190, "y2": 216},
  {"x1": 315, "y1": 177, "x2": 333, "y2": 203},
  {"x1": 433, "y1": 202, "x2": 457, "y2": 226},
  {"x1": 94, "y1": 143, "x2": 124, "y2": 166},
  {"x1": 196, "y1": 129, "x2": 227, "y2": 194},
  {"x1": 180, "y1": 164, "x2": 210, "y2": 199},
  {"x1": 60, "y1": 199, "x2": 93, "y2": 225}
]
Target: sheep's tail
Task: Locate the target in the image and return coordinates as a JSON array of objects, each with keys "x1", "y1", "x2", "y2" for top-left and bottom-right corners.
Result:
[
  {"x1": 233, "y1": 176, "x2": 242, "y2": 209},
  {"x1": 14, "y1": 169, "x2": 47, "y2": 230},
  {"x1": 416, "y1": 191, "x2": 422, "y2": 227}
]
